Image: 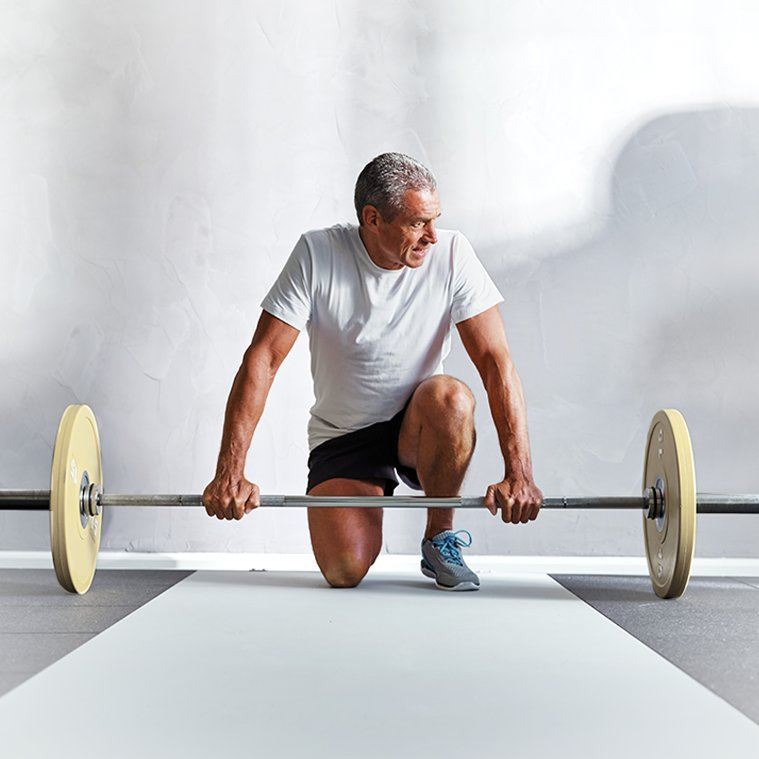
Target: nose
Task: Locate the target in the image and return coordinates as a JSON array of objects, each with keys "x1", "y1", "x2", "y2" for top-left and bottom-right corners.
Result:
[{"x1": 422, "y1": 221, "x2": 437, "y2": 245}]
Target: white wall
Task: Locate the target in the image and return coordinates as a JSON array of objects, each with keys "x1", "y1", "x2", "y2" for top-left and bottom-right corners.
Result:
[{"x1": 1, "y1": 0, "x2": 758, "y2": 556}]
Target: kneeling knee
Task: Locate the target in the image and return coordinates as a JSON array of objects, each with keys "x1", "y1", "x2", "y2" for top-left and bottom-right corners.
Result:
[{"x1": 321, "y1": 556, "x2": 372, "y2": 588}]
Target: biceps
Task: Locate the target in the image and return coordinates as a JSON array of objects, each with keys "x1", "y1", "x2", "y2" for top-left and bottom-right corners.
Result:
[
  {"x1": 248, "y1": 310, "x2": 300, "y2": 369},
  {"x1": 457, "y1": 306, "x2": 511, "y2": 368}
]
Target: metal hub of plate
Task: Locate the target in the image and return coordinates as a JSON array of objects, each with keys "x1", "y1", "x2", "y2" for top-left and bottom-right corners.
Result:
[
  {"x1": 643, "y1": 484, "x2": 665, "y2": 521},
  {"x1": 642, "y1": 409, "x2": 697, "y2": 599},
  {"x1": 50, "y1": 404, "x2": 103, "y2": 594},
  {"x1": 82, "y1": 482, "x2": 102, "y2": 518}
]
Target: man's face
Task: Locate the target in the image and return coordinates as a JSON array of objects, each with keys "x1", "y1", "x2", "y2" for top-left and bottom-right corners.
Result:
[{"x1": 374, "y1": 188, "x2": 441, "y2": 269}]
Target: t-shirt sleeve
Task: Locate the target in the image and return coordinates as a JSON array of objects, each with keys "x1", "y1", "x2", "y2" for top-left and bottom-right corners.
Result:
[
  {"x1": 260, "y1": 235, "x2": 313, "y2": 330},
  {"x1": 450, "y1": 232, "x2": 505, "y2": 324}
]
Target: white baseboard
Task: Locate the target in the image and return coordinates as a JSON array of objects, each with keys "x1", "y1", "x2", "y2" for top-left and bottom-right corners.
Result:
[{"x1": 1, "y1": 551, "x2": 759, "y2": 576}]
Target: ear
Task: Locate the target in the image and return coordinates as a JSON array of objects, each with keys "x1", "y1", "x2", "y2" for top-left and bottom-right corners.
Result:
[{"x1": 361, "y1": 204, "x2": 380, "y2": 232}]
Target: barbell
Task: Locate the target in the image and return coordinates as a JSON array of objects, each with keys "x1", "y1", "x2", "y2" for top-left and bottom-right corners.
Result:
[{"x1": 1, "y1": 404, "x2": 758, "y2": 598}]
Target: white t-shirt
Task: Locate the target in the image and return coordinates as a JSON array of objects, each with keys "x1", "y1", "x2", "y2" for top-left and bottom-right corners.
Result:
[{"x1": 260, "y1": 223, "x2": 504, "y2": 452}]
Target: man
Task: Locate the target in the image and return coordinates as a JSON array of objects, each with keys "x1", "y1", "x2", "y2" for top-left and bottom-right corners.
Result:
[{"x1": 203, "y1": 153, "x2": 543, "y2": 591}]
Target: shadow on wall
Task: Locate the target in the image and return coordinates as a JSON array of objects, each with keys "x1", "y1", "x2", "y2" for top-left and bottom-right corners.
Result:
[
  {"x1": 3, "y1": 100, "x2": 759, "y2": 555},
  {"x1": 448, "y1": 107, "x2": 759, "y2": 503}
]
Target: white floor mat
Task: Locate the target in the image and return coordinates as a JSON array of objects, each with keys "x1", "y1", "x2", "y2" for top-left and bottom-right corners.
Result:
[{"x1": 0, "y1": 570, "x2": 756, "y2": 758}]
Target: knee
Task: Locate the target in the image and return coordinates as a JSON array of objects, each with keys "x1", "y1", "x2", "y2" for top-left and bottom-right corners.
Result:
[
  {"x1": 423, "y1": 376, "x2": 476, "y2": 425},
  {"x1": 320, "y1": 553, "x2": 373, "y2": 588}
]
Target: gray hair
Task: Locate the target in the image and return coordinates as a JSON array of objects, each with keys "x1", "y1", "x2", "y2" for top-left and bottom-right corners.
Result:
[{"x1": 354, "y1": 152, "x2": 437, "y2": 225}]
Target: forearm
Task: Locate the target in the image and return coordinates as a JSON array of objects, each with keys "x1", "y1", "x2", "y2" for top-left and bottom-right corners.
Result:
[
  {"x1": 482, "y1": 358, "x2": 534, "y2": 480},
  {"x1": 215, "y1": 349, "x2": 277, "y2": 477}
]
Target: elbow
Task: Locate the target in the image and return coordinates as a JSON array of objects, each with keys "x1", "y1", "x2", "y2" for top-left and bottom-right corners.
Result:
[
  {"x1": 481, "y1": 351, "x2": 516, "y2": 387},
  {"x1": 243, "y1": 345, "x2": 281, "y2": 382}
]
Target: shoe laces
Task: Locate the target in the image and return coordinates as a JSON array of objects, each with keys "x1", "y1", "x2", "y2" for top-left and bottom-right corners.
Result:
[{"x1": 431, "y1": 530, "x2": 473, "y2": 566}]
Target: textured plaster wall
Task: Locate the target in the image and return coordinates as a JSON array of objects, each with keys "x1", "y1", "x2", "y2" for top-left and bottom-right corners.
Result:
[{"x1": 1, "y1": 1, "x2": 758, "y2": 556}]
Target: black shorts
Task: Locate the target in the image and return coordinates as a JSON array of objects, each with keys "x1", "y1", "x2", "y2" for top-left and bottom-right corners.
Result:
[{"x1": 307, "y1": 397, "x2": 423, "y2": 496}]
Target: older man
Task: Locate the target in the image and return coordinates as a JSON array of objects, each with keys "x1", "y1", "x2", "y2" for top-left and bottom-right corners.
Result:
[{"x1": 203, "y1": 152, "x2": 543, "y2": 591}]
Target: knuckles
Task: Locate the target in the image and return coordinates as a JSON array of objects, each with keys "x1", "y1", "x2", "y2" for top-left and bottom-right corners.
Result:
[
  {"x1": 201, "y1": 478, "x2": 261, "y2": 521},
  {"x1": 203, "y1": 491, "x2": 260, "y2": 520},
  {"x1": 496, "y1": 497, "x2": 542, "y2": 524}
]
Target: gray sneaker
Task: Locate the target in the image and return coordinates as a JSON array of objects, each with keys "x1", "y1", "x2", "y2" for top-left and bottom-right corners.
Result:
[{"x1": 421, "y1": 529, "x2": 480, "y2": 591}]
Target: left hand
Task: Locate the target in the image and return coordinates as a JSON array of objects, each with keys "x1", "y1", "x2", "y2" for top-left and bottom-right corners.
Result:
[{"x1": 484, "y1": 477, "x2": 543, "y2": 524}]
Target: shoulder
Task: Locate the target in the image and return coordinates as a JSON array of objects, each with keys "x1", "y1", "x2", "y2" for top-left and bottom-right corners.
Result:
[
  {"x1": 434, "y1": 228, "x2": 473, "y2": 251},
  {"x1": 295, "y1": 224, "x2": 358, "y2": 289},
  {"x1": 432, "y1": 228, "x2": 475, "y2": 267},
  {"x1": 300, "y1": 223, "x2": 357, "y2": 253}
]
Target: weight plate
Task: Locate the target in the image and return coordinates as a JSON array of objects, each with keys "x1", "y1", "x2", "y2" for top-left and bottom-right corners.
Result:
[
  {"x1": 642, "y1": 409, "x2": 696, "y2": 599},
  {"x1": 50, "y1": 405, "x2": 103, "y2": 594}
]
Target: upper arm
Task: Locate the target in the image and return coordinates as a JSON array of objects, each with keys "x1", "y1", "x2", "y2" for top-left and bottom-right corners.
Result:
[
  {"x1": 259, "y1": 234, "x2": 313, "y2": 330},
  {"x1": 450, "y1": 232, "x2": 504, "y2": 324},
  {"x1": 455, "y1": 305, "x2": 511, "y2": 374},
  {"x1": 247, "y1": 309, "x2": 301, "y2": 370}
]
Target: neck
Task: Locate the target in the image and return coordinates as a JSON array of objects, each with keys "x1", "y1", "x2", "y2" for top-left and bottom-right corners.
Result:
[{"x1": 358, "y1": 226, "x2": 403, "y2": 270}]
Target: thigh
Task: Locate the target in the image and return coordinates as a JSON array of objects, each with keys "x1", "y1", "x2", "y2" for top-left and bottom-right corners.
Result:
[{"x1": 306, "y1": 477, "x2": 386, "y2": 569}]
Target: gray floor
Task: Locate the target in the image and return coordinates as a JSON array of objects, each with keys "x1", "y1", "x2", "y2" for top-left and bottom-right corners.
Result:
[
  {"x1": 552, "y1": 575, "x2": 759, "y2": 725},
  {"x1": 0, "y1": 569, "x2": 192, "y2": 696}
]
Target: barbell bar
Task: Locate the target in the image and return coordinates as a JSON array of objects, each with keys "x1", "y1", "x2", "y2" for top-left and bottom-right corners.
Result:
[
  {"x1": 1, "y1": 404, "x2": 757, "y2": 598},
  {"x1": 4, "y1": 491, "x2": 759, "y2": 512}
]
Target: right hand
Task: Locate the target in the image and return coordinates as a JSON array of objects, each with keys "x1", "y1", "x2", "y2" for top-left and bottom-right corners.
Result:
[{"x1": 202, "y1": 473, "x2": 260, "y2": 520}]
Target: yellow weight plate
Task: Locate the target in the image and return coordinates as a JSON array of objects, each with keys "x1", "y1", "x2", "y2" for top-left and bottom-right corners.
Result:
[
  {"x1": 642, "y1": 409, "x2": 696, "y2": 599},
  {"x1": 50, "y1": 405, "x2": 103, "y2": 594}
]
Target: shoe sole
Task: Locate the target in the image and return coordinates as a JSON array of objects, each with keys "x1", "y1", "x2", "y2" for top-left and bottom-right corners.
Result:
[{"x1": 421, "y1": 565, "x2": 480, "y2": 591}]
